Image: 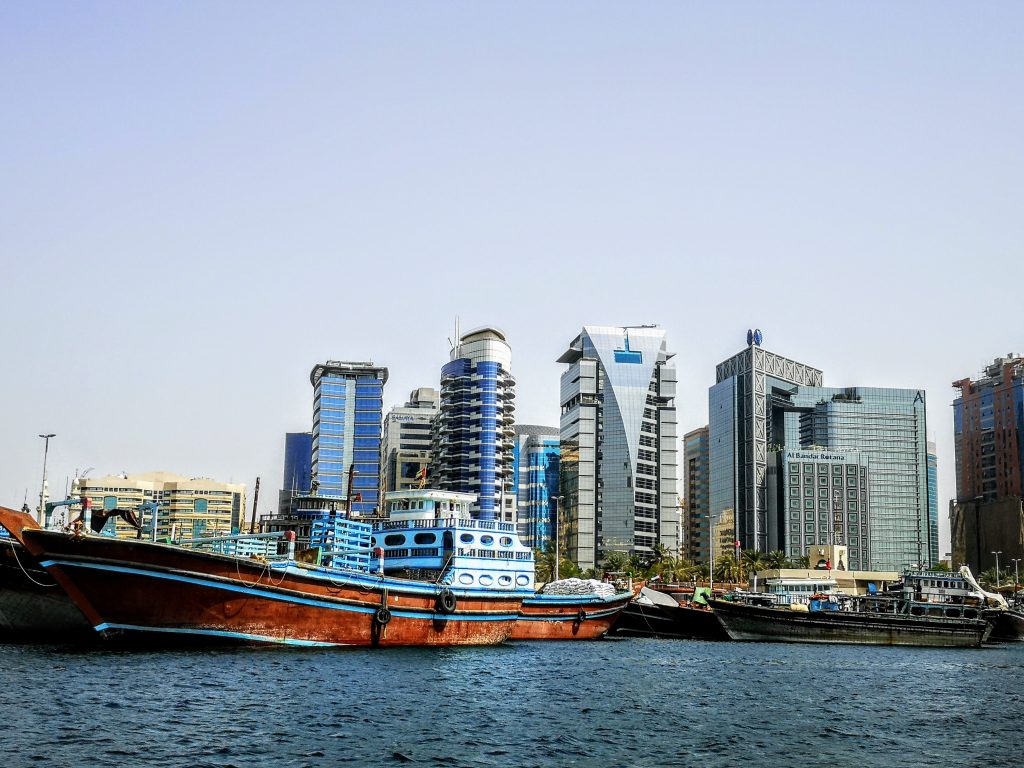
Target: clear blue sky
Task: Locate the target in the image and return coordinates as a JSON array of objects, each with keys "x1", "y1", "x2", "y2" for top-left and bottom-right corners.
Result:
[{"x1": 3, "y1": 3, "x2": 1022, "y2": 554}]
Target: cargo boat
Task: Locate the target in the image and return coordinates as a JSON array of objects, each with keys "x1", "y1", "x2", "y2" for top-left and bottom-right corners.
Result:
[
  {"x1": 512, "y1": 579, "x2": 637, "y2": 640},
  {"x1": 0, "y1": 500, "x2": 529, "y2": 647},
  {"x1": 711, "y1": 571, "x2": 995, "y2": 648}
]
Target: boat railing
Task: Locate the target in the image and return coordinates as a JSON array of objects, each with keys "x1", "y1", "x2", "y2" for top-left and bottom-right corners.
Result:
[
  {"x1": 375, "y1": 517, "x2": 519, "y2": 534},
  {"x1": 180, "y1": 531, "x2": 285, "y2": 559}
]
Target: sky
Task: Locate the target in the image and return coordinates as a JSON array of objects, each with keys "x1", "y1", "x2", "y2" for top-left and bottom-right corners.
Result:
[{"x1": 2, "y1": 2, "x2": 1022, "y2": 555}]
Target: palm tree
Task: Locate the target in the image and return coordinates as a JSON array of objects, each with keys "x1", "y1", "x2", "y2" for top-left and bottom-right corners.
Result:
[
  {"x1": 765, "y1": 550, "x2": 788, "y2": 569},
  {"x1": 601, "y1": 550, "x2": 629, "y2": 574},
  {"x1": 741, "y1": 549, "x2": 767, "y2": 581}
]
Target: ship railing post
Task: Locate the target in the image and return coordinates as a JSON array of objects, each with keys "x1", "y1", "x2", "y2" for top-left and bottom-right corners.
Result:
[{"x1": 285, "y1": 530, "x2": 296, "y2": 560}]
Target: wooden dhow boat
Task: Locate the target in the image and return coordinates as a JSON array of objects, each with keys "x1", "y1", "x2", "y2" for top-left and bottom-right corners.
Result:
[
  {"x1": 511, "y1": 578, "x2": 638, "y2": 640},
  {"x1": 0, "y1": 499, "x2": 530, "y2": 648}
]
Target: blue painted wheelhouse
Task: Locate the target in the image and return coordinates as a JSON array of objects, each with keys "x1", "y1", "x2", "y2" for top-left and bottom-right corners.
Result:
[{"x1": 371, "y1": 490, "x2": 535, "y2": 594}]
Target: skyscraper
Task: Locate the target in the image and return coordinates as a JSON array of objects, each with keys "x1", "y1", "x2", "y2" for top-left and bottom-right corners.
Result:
[
  {"x1": 310, "y1": 360, "x2": 388, "y2": 516},
  {"x1": 683, "y1": 426, "x2": 710, "y2": 563},
  {"x1": 950, "y1": 355, "x2": 1024, "y2": 575},
  {"x1": 557, "y1": 325, "x2": 679, "y2": 571},
  {"x1": 709, "y1": 336, "x2": 823, "y2": 554},
  {"x1": 381, "y1": 387, "x2": 439, "y2": 495},
  {"x1": 710, "y1": 334, "x2": 931, "y2": 571},
  {"x1": 927, "y1": 440, "x2": 939, "y2": 567},
  {"x1": 513, "y1": 425, "x2": 560, "y2": 550},
  {"x1": 431, "y1": 327, "x2": 516, "y2": 521},
  {"x1": 952, "y1": 355, "x2": 1024, "y2": 502},
  {"x1": 278, "y1": 431, "x2": 313, "y2": 517}
]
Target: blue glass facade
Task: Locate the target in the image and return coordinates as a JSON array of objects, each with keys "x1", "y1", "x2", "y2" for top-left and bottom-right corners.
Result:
[
  {"x1": 513, "y1": 427, "x2": 560, "y2": 549},
  {"x1": 282, "y1": 432, "x2": 312, "y2": 495},
  {"x1": 311, "y1": 362, "x2": 388, "y2": 516}
]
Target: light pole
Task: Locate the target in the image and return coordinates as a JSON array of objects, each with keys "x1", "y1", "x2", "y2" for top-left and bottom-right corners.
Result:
[
  {"x1": 992, "y1": 550, "x2": 1003, "y2": 589},
  {"x1": 37, "y1": 433, "x2": 56, "y2": 524},
  {"x1": 552, "y1": 495, "x2": 563, "y2": 582},
  {"x1": 1012, "y1": 558, "x2": 1020, "y2": 605}
]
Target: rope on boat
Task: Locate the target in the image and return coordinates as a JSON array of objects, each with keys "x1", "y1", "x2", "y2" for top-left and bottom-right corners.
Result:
[{"x1": 4, "y1": 539, "x2": 59, "y2": 588}]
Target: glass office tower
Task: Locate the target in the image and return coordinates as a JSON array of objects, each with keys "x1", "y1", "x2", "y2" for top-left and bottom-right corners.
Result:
[
  {"x1": 709, "y1": 338, "x2": 823, "y2": 554},
  {"x1": 683, "y1": 426, "x2": 710, "y2": 563},
  {"x1": 558, "y1": 325, "x2": 679, "y2": 571},
  {"x1": 310, "y1": 360, "x2": 388, "y2": 516},
  {"x1": 513, "y1": 425, "x2": 560, "y2": 550}
]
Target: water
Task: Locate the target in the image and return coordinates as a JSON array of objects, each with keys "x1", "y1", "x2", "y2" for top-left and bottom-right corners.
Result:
[{"x1": 1, "y1": 638, "x2": 1022, "y2": 768}]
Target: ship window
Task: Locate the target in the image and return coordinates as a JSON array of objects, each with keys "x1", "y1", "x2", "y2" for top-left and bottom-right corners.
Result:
[
  {"x1": 517, "y1": 575, "x2": 531, "y2": 587},
  {"x1": 500, "y1": 536, "x2": 513, "y2": 547},
  {"x1": 458, "y1": 574, "x2": 474, "y2": 585},
  {"x1": 414, "y1": 533, "x2": 437, "y2": 545},
  {"x1": 480, "y1": 535, "x2": 494, "y2": 546},
  {"x1": 460, "y1": 533, "x2": 474, "y2": 544},
  {"x1": 478, "y1": 574, "x2": 494, "y2": 586},
  {"x1": 498, "y1": 575, "x2": 512, "y2": 586},
  {"x1": 384, "y1": 534, "x2": 406, "y2": 546}
]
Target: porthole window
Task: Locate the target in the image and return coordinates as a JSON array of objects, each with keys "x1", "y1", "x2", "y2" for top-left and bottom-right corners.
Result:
[
  {"x1": 414, "y1": 532, "x2": 437, "y2": 545},
  {"x1": 499, "y1": 536, "x2": 513, "y2": 547},
  {"x1": 384, "y1": 534, "x2": 405, "y2": 546},
  {"x1": 460, "y1": 533, "x2": 474, "y2": 544},
  {"x1": 458, "y1": 574, "x2": 474, "y2": 585},
  {"x1": 480, "y1": 535, "x2": 494, "y2": 546},
  {"x1": 478, "y1": 574, "x2": 494, "y2": 586},
  {"x1": 498, "y1": 575, "x2": 512, "y2": 586}
]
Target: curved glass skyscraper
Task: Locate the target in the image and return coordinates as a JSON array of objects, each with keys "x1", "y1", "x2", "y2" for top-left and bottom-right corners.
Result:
[{"x1": 558, "y1": 325, "x2": 679, "y2": 571}]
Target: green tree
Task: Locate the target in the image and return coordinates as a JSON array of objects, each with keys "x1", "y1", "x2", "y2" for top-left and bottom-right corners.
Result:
[{"x1": 765, "y1": 550, "x2": 789, "y2": 569}]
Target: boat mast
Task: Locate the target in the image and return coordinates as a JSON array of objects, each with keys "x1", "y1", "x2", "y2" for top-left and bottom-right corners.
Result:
[{"x1": 248, "y1": 477, "x2": 260, "y2": 534}]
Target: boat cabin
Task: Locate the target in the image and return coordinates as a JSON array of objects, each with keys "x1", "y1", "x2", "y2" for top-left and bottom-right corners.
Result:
[{"x1": 372, "y1": 489, "x2": 535, "y2": 593}]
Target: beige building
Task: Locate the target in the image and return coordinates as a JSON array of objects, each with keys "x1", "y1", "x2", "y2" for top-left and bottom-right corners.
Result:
[
  {"x1": 752, "y1": 546, "x2": 899, "y2": 598},
  {"x1": 73, "y1": 471, "x2": 246, "y2": 540}
]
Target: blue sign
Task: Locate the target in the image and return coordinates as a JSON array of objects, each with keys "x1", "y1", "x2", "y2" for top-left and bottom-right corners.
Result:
[{"x1": 753, "y1": 329, "x2": 763, "y2": 346}]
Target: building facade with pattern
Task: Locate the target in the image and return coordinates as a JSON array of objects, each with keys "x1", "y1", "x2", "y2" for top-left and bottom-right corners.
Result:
[
  {"x1": 310, "y1": 360, "x2": 388, "y2": 516},
  {"x1": 558, "y1": 325, "x2": 679, "y2": 572},
  {"x1": 683, "y1": 426, "x2": 710, "y2": 563},
  {"x1": 430, "y1": 327, "x2": 516, "y2": 522},
  {"x1": 767, "y1": 449, "x2": 870, "y2": 570}
]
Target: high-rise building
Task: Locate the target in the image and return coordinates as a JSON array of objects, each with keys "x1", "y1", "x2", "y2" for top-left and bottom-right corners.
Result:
[
  {"x1": 710, "y1": 334, "x2": 931, "y2": 571},
  {"x1": 927, "y1": 440, "x2": 939, "y2": 567},
  {"x1": 952, "y1": 355, "x2": 1024, "y2": 502},
  {"x1": 73, "y1": 471, "x2": 245, "y2": 539},
  {"x1": 310, "y1": 360, "x2": 388, "y2": 516},
  {"x1": 381, "y1": 388, "x2": 439, "y2": 495},
  {"x1": 278, "y1": 432, "x2": 313, "y2": 516},
  {"x1": 431, "y1": 327, "x2": 516, "y2": 521},
  {"x1": 950, "y1": 355, "x2": 1024, "y2": 576},
  {"x1": 513, "y1": 425, "x2": 560, "y2": 550},
  {"x1": 683, "y1": 426, "x2": 710, "y2": 563},
  {"x1": 710, "y1": 335, "x2": 823, "y2": 554},
  {"x1": 766, "y1": 449, "x2": 870, "y2": 570},
  {"x1": 557, "y1": 325, "x2": 679, "y2": 571}
]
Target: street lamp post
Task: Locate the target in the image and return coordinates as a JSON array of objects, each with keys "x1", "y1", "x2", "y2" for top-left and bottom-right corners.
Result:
[
  {"x1": 37, "y1": 433, "x2": 56, "y2": 524},
  {"x1": 992, "y1": 550, "x2": 1003, "y2": 589},
  {"x1": 1012, "y1": 558, "x2": 1021, "y2": 606}
]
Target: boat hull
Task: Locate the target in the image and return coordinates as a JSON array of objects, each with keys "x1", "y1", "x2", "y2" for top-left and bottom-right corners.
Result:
[
  {"x1": 512, "y1": 590, "x2": 633, "y2": 640},
  {"x1": 0, "y1": 540, "x2": 93, "y2": 643},
  {"x1": 1, "y1": 509, "x2": 523, "y2": 647},
  {"x1": 987, "y1": 609, "x2": 1024, "y2": 643},
  {"x1": 711, "y1": 599, "x2": 992, "y2": 648},
  {"x1": 611, "y1": 598, "x2": 729, "y2": 640}
]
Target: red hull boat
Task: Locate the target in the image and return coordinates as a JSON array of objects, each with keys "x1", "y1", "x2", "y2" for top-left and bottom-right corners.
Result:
[
  {"x1": 0, "y1": 507, "x2": 522, "y2": 647},
  {"x1": 512, "y1": 586, "x2": 636, "y2": 640}
]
